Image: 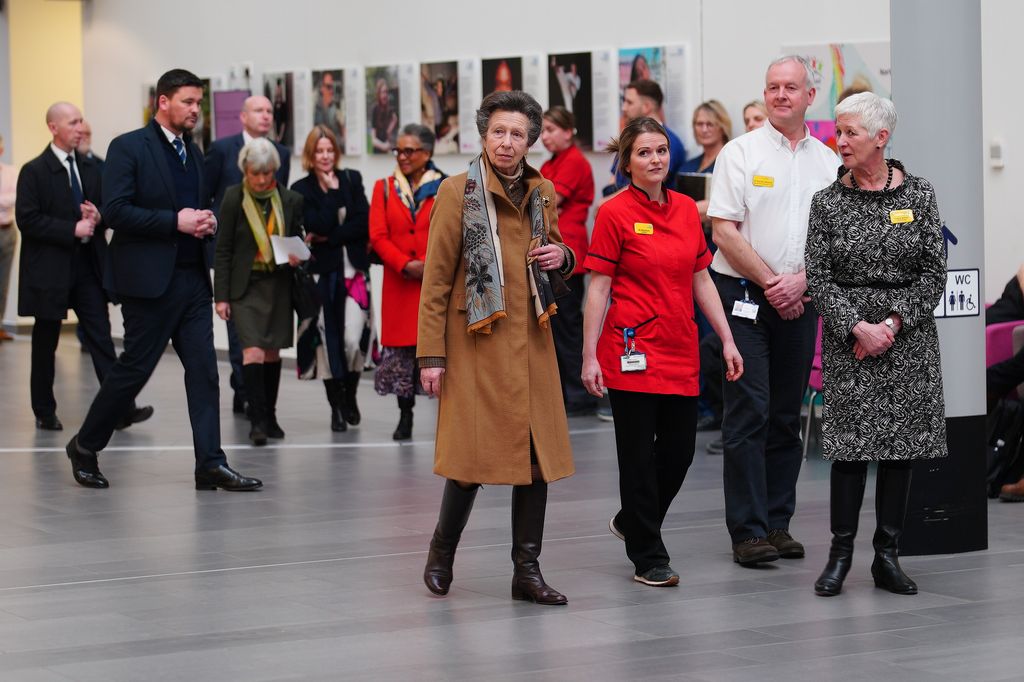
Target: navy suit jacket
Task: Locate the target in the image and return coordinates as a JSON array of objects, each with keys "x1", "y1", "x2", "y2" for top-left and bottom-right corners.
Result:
[
  {"x1": 204, "y1": 133, "x2": 291, "y2": 215},
  {"x1": 15, "y1": 146, "x2": 109, "y2": 318},
  {"x1": 102, "y1": 120, "x2": 210, "y2": 299}
]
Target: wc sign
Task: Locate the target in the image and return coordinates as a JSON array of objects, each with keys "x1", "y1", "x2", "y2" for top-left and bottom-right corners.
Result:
[{"x1": 934, "y1": 268, "x2": 980, "y2": 318}]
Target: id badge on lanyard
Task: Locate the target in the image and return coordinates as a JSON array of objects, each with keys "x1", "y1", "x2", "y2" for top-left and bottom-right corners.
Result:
[
  {"x1": 620, "y1": 327, "x2": 647, "y2": 372},
  {"x1": 731, "y1": 279, "x2": 759, "y2": 323}
]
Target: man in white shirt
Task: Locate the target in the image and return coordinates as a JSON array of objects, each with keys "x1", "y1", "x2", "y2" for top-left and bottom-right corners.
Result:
[{"x1": 708, "y1": 56, "x2": 839, "y2": 566}]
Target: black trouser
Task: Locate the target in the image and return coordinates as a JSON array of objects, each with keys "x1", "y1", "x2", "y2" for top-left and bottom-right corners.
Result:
[
  {"x1": 608, "y1": 389, "x2": 697, "y2": 573},
  {"x1": 30, "y1": 254, "x2": 120, "y2": 418},
  {"x1": 77, "y1": 267, "x2": 227, "y2": 471},
  {"x1": 717, "y1": 275, "x2": 816, "y2": 543},
  {"x1": 550, "y1": 274, "x2": 594, "y2": 410},
  {"x1": 699, "y1": 332, "x2": 724, "y2": 422}
]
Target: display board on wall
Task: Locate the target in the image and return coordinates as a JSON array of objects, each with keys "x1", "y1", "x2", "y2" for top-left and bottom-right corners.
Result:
[
  {"x1": 263, "y1": 72, "x2": 295, "y2": 149},
  {"x1": 421, "y1": 60, "x2": 460, "y2": 155},
  {"x1": 312, "y1": 69, "x2": 346, "y2": 151},
  {"x1": 366, "y1": 65, "x2": 400, "y2": 155},
  {"x1": 787, "y1": 42, "x2": 891, "y2": 150},
  {"x1": 548, "y1": 51, "x2": 593, "y2": 150},
  {"x1": 343, "y1": 67, "x2": 364, "y2": 157},
  {"x1": 212, "y1": 89, "x2": 250, "y2": 140},
  {"x1": 458, "y1": 59, "x2": 481, "y2": 155}
]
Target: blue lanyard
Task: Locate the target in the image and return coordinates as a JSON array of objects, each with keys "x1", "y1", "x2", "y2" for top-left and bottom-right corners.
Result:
[{"x1": 622, "y1": 327, "x2": 636, "y2": 356}]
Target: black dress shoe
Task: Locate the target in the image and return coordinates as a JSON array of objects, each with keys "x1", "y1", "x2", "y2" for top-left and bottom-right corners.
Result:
[
  {"x1": 65, "y1": 436, "x2": 109, "y2": 489},
  {"x1": 195, "y1": 464, "x2": 262, "y2": 491},
  {"x1": 696, "y1": 415, "x2": 721, "y2": 432},
  {"x1": 115, "y1": 405, "x2": 155, "y2": 430},
  {"x1": 36, "y1": 414, "x2": 64, "y2": 431}
]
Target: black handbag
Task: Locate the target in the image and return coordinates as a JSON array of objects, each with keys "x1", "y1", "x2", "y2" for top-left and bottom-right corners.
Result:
[{"x1": 291, "y1": 263, "x2": 321, "y2": 320}]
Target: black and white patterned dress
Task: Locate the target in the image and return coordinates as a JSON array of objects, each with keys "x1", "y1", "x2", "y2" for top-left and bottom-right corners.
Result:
[{"x1": 805, "y1": 161, "x2": 948, "y2": 461}]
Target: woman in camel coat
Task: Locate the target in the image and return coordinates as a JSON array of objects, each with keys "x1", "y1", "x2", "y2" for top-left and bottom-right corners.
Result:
[{"x1": 418, "y1": 90, "x2": 575, "y2": 606}]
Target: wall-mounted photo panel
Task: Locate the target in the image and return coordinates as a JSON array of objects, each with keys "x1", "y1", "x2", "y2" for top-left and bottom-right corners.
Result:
[
  {"x1": 457, "y1": 59, "x2": 481, "y2": 155},
  {"x1": 194, "y1": 78, "x2": 213, "y2": 153},
  {"x1": 618, "y1": 47, "x2": 666, "y2": 133},
  {"x1": 366, "y1": 65, "x2": 400, "y2": 155},
  {"x1": 263, "y1": 72, "x2": 295, "y2": 149},
  {"x1": 616, "y1": 45, "x2": 692, "y2": 149},
  {"x1": 482, "y1": 56, "x2": 522, "y2": 96},
  {"x1": 787, "y1": 42, "x2": 891, "y2": 150},
  {"x1": 591, "y1": 49, "x2": 617, "y2": 152},
  {"x1": 343, "y1": 67, "x2": 364, "y2": 157},
  {"x1": 548, "y1": 51, "x2": 593, "y2": 150},
  {"x1": 213, "y1": 89, "x2": 251, "y2": 140},
  {"x1": 421, "y1": 60, "x2": 460, "y2": 155},
  {"x1": 312, "y1": 69, "x2": 346, "y2": 151},
  {"x1": 142, "y1": 84, "x2": 157, "y2": 125}
]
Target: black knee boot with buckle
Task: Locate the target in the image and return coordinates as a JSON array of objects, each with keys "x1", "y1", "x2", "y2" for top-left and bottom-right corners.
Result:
[
  {"x1": 423, "y1": 479, "x2": 479, "y2": 596},
  {"x1": 324, "y1": 379, "x2": 346, "y2": 432},
  {"x1": 871, "y1": 463, "x2": 918, "y2": 595},
  {"x1": 243, "y1": 363, "x2": 268, "y2": 446},
  {"x1": 814, "y1": 462, "x2": 867, "y2": 596},
  {"x1": 393, "y1": 396, "x2": 414, "y2": 441}
]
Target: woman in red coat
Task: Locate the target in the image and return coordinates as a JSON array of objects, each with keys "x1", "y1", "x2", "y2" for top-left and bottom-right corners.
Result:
[{"x1": 370, "y1": 124, "x2": 447, "y2": 439}]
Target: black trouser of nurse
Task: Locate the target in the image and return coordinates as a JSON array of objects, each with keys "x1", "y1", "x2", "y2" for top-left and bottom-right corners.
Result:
[
  {"x1": 30, "y1": 250, "x2": 131, "y2": 418},
  {"x1": 716, "y1": 274, "x2": 816, "y2": 543},
  {"x1": 76, "y1": 266, "x2": 227, "y2": 471},
  {"x1": 608, "y1": 389, "x2": 697, "y2": 573},
  {"x1": 551, "y1": 274, "x2": 595, "y2": 412}
]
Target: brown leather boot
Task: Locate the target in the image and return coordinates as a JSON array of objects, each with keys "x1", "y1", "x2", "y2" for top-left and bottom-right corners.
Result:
[
  {"x1": 423, "y1": 480, "x2": 479, "y2": 596},
  {"x1": 510, "y1": 480, "x2": 567, "y2": 605}
]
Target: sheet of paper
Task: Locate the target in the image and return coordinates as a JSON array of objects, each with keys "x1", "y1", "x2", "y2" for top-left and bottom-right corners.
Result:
[{"x1": 270, "y1": 235, "x2": 311, "y2": 265}]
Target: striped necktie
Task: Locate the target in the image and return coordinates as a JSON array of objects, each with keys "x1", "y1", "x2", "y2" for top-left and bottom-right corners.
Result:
[{"x1": 172, "y1": 137, "x2": 186, "y2": 165}]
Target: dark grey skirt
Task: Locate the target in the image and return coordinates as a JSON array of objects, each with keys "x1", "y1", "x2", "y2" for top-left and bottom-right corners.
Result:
[{"x1": 232, "y1": 268, "x2": 293, "y2": 349}]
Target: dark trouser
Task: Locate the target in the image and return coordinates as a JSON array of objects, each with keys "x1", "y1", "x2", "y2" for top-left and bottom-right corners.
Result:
[
  {"x1": 30, "y1": 256, "x2": 121, "y2": 417},
  {"x1": 225, "y1": 317, "x2": 246, "y2": 402},
  {"x1": 77, "y1": 267, "x2": 226, "y2": 471},
  {"x1": 717, "y1": 275, "x2": 816, "y2": 543},
  {"x1": 608, "y1": 389, "x2": 697, "y2": 573},
  {"x1": 551, "y1": 275, "x2": 594, "y2": 410}
]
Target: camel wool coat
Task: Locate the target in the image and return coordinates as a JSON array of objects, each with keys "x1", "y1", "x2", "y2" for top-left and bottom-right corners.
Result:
[{"x1": 417, "y1": 161, "x2": 575, "y2": 485}]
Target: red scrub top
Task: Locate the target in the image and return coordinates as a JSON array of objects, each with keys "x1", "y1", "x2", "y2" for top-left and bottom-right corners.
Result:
[
  {"x1": 540, "y1": 144, "x2": 594, "y2": 276},
  {"x1": 584, "y1": 184, "x2": 712, "y2": 395}
]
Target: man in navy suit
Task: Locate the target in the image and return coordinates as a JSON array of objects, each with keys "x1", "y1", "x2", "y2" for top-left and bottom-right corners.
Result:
[
  {"x1": 204, "y1": 95, "x2": 290, "y2": 415},
  {"x1": 15, "y1": 102, "x2": 153, "y2": 432},
  {"x1": 66, "y1": 69, "x2": 261, "y2": 491}
]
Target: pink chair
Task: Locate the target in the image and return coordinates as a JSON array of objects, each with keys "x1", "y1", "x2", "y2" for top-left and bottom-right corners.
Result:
[
  {"x1": 987, "y1": 318, "x2": 1024, "y2": 400},
  {"x1": 802, "y1": 317, "x2": 824, "y2": 458}
]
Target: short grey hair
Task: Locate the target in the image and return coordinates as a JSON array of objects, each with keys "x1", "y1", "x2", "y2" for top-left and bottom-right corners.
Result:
[
  {"x1": 400, "y1": 123, "x2": 435, "y2": 155},
  {"x1": 237, "y1": 137, "x2": 281, "y2": 173},
  {"x1": 475, "y1": 90, "x2": 543, "y2": 146},
  {"x1": 767, "y1": 55, "x2": 816, "y2": 90},
  {"x1": 834, "y1": 91, "x2": 898, "y2": 138}
]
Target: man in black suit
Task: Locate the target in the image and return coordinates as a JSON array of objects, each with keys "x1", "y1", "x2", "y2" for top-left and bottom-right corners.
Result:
[
  {"x1": 204, "y1": 95, "x2": 290, "y2": 415},
  {"x1": 66, "y1": 69, "x2": 261, "y2": 491},
  {"x1": 15, "y1": 102, "x2": 153, "y2": 432}
]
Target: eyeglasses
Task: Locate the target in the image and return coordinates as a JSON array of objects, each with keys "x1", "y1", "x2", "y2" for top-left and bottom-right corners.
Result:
[{"x1": 392, "y1": 147, "x2": 424, "y2": 157}]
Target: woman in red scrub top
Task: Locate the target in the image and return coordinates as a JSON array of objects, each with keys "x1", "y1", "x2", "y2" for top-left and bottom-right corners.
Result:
[{"x1": 582, "y1": 116, "x2": 743, "y2": 587}]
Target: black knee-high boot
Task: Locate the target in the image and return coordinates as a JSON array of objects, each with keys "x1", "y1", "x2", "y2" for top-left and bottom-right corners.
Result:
[
  {"x1": 871, "y1": 464, "x2": 918, "y2": 595},
  {"x1": 393, "y1": 396, "x2": 414, "y2": 441},
  {"x1": 342, "y1": 373, "x2": 361, "y2": 426},
  {"x1": 324, "y1": 379, "x2": 346, "y2": 432},
  {"x1": 510, "y1": 480, "x2": 568, "y2": 605},
  {"x1": 424, "y1": 479, "x2": 479, "y2": 596},
  {"x1": 264, "y1": 360, "x2": 284, "y2": 439},
  {"x1": 814, "y1": 462, "x2": 867, "y2": 596},
  {"x1": 243, "y1": 363, "x2": 267, "y2": 446}
]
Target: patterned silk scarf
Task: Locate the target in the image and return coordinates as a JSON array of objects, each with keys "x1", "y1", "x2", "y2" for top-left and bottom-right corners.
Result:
[
  {"x1": 392, "y1": 160, "x2": 446, "y2": 222},
  {"x1": 462, "y1": 154, "x2": 558, "y2": 334},
  {"x1": 241, "y1": 182, "x2": 286, "y2": 267}
]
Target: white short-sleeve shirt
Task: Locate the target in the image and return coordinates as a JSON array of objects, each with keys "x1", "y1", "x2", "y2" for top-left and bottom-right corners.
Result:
[{"x1": 707, "y1": 120, "x2": 839, "y2": 278}]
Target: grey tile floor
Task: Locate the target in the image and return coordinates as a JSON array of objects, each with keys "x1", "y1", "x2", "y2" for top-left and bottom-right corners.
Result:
[{"x1": 0, "y1": 333, "x2": 1021, "y2": 680}]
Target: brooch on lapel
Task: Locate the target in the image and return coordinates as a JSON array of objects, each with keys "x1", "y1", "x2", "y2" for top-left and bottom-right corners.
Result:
[{"x1": 541, "y1": 195, "x2": 551, "y2": 207}]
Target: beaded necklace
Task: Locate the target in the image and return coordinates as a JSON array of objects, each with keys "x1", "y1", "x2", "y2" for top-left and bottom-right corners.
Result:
[{"x1": 850, "y1": 159, "x2": 894, "y2": 191}]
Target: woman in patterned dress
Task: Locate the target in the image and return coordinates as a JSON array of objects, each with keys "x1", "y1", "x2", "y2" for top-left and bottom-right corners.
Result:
[{"x1": 805, "y1": 92, "x2": 947, "y2": 597}]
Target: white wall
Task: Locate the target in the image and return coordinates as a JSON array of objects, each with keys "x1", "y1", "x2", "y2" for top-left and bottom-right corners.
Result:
[{"x1": 981, "y1": 0, "x2": 1023, "y2": 295}]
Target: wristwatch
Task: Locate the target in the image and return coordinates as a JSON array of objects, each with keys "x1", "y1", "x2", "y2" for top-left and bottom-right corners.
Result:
[{"x1": 884, "y1": 317, "x2": 896, "y2": 333}]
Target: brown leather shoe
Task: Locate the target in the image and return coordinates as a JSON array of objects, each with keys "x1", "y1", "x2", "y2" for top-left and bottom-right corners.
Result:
[
  {"x1": 768, "y1": 529, "x2": 806, "y2": 558},
  {"x1": 999, "y1": 477, "x2": 1024, "y2": 502},
  {"x1": 732, "y1": 537, "x2": 779, "y2": 566}
]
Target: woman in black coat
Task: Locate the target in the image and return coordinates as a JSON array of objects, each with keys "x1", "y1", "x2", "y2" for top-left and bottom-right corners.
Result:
[
  {"x1": 291, "y1": 125, "x2": 372, "y2": 431},
  {"x1": 214, "y1": 138, "x2": 305, "y2": 445}
]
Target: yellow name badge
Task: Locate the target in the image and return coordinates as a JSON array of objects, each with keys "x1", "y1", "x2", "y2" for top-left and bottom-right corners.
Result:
[
  {"x1": 634, "y1": 222, "x2": 654, "y2": 235},
  {"x1": 890, "y1": 209, "x2": 915, "y2": 224},
  {"x1": 752, "y1": 175, "x2": 775, "y2": 188}
]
